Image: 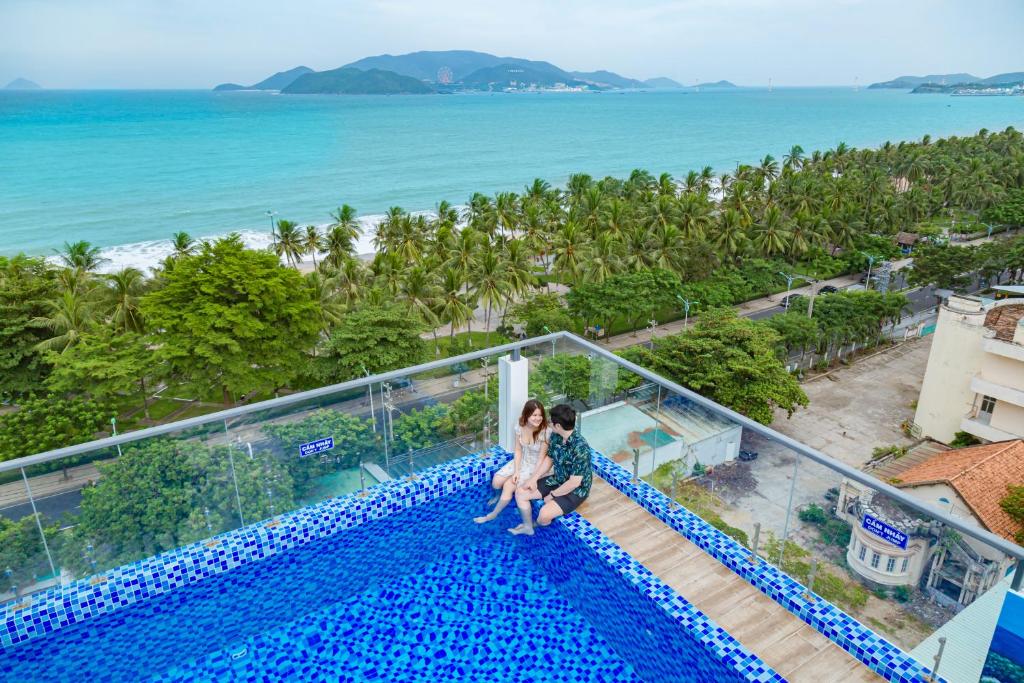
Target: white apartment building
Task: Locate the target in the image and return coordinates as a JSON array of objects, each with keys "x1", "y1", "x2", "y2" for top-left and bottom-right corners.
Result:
[{"x1": 914, "y1": 294, "x2": 1024, "y2": 444}]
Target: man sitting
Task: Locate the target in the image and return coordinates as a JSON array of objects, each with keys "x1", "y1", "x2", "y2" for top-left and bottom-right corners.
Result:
[{"x1": 511, "y1": 404, "x2": 592, "y2": 535}]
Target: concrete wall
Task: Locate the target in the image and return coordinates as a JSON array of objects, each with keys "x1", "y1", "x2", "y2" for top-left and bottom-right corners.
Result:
[
  {"x1": 846, "y1": 524, "x2": 929, "y2": 587},
  {"x1": 914, "y1": 296, "x2": 989, "y2": 444},
  {"x1": 906, "y1": 484, "x2": 1006, "y2": 562},
  {"x1": 990, "y1": 400, "x2": 1024, "y2": 438}
]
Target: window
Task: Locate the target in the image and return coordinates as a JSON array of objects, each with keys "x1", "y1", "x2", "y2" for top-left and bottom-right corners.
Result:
[
  {"x1": 980, "y1": 395, "x2": 996, "y2": 414},
  {"x1": 858, "y1": 544, "x2": 867, "y2": 561},
  {"x1": 886, "y1": 557, "x2": 896, "y2": 573},
  {"x1": 901, "y1": 558, "x2": 909, "y2": 573},
  {"x1": 871, "y1": 552, "x2": 880, "y2": 569}
]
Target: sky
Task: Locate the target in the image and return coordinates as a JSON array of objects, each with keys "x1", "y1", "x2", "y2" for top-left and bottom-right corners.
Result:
[{"x1": 1, "y1": 0, "x2": 1022, "y2": 89}]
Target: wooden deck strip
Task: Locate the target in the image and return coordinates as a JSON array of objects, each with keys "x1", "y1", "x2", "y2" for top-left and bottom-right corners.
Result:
[{"x1": 578, "y1": 479, "x2": 883, "y2": 682}]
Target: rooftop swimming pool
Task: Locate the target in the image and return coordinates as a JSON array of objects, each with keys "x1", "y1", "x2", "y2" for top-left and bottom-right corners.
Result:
[{"x1": 1, "y1": 475, "x2": 769, "y2": 682}]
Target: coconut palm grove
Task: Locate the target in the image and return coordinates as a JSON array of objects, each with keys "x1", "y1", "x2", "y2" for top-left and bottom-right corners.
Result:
[{"x1": 2, "y1": 127, "x2": 1024, "y2": 463}]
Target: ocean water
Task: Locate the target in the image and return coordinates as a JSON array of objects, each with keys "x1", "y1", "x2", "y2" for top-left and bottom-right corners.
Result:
[{"x1": 1, "y1": 88, "x2": 1021, "y2": 271}]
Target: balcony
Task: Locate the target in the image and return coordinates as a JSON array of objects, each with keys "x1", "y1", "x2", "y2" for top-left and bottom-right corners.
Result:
[
  {"x1": 960, "y1": 415, "x2": 1020, "y2": 442},
  {"x1": 983, "y1": 336, "x2": 1024, "y2": 363},
  {"x1": 2, "y1": 332, "x2": 1022, "y2": 682},
  {"x1": 970, "y1": 375, "x2": 1024, "y2": 409}
]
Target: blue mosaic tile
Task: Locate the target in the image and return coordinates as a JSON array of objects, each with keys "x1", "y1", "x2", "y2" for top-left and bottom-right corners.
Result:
[{"x1": 1, "y1": 453, "x2": 776, "y2": 682}]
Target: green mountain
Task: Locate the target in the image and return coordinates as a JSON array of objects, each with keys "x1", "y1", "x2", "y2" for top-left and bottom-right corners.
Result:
[
  {"x1": 459, "y1": 64, "x2": 592, "y2": 90},
  {"x1": 694, "y1": 80, "x2": 737, "y2": 88},
  {"x1": 4, "y1": 77, "x2": 41, "y2": 90},
  {"x1": 342, "y1": 50, "x2": 575, "y2": 83},
  {"x1": 868, "y1": 73, "x2": 980, "y2": 89},
  {"x1": 281, "y1": 67, "x2": 434, "y2": 95},
  {"x1": 571, "y1": 70, "x2": 645, "y2": 89},
  {"x1": 213, "y1": 66, "x2": 313, "y2": 91},
  {"x1": 981, "y1": 71, "x2": 1024, "y2": 84},
  {"x1": 643, "y1": 77, "x2": 684, "y2": 89}
]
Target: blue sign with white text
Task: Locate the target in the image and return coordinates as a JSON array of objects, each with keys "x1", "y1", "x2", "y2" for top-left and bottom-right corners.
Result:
[
  {"x1": 862, "y1": 514, "x2": 908, "y2": 549},
  {"x1": 299, "y1": 437, "x2": 334, "y2": 458}
]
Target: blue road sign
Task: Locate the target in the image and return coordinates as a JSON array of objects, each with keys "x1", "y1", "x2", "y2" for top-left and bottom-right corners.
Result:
[
  {"x1": 299, "y1": 437, "x2": 334, "y2": 458},
  {"x1": 862, "y1": 513, "x2": 908, "y2": 549}
]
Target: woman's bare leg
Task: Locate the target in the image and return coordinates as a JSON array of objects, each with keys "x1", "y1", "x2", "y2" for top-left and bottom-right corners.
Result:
[
  {"x1": 475, "y1": 478, "x2": 517, "y2": 523},
  {"x1": 487, "y1": 472, "x2": 510, "y2": 506}
]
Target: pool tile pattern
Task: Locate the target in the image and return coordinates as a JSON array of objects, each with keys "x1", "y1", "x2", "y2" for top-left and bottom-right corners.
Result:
[
  {"x1": 0, "y1": 448, "x2": 505, "y2": 650},
  {"x1": 591, "y1": 452, "x2": 941, "y2": 683}
]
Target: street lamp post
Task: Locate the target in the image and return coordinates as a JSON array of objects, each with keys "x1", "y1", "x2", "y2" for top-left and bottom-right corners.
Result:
[
  {"x1": 803, "y1": 276, "x2": 821, "y2": 318},
  {"x1": 778, "y1": 271, "x2": 798, "y2": 308},
  {"x1": 860, "y1": 252, "x2": 877, "y2": 289},
  {"x1": 676, "y1": 295, "x2": 699, "y2": 328},
  {"x1": 266, "y1": 210, "x2": 277, "y2": 248},
  {"x1": 111, "y1": 417, "x2": 122, "y2": 457},
  {"x1": 542, "y1": 326, "x2": 556, "y2": 358}
]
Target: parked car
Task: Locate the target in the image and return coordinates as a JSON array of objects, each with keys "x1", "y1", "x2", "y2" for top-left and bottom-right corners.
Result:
[
  {"x1": 818, "y1": 285, "x2": 839, "y2": 295},
  {"x1": 780, "y1": 294, "x2": 798, "y2": 309},
  {"x1": 738, "y1": 449, "x2": 758, "y2": 462}
]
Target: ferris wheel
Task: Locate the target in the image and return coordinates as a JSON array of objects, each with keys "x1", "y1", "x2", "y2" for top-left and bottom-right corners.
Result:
[{"x1": 437, "y1": 66, "x2": 453, "y2": 85}]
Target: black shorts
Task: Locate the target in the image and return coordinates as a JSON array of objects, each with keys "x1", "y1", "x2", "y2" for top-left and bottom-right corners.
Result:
[{"x1": 537, "y1": 479, "x2": 587, "y2": 516}]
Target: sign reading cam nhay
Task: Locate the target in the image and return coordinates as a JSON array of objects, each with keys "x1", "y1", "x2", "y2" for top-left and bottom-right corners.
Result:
[
  {"x1": 299, "y1": 437, "x2": 335, "y2": 458},
  {"x1": 862, "y1": 513, "x2": 909, "y2": 549}
]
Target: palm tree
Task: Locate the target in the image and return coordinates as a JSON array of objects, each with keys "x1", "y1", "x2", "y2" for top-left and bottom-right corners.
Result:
[
  {"x1": 400, "y1": 266, "x2": 442, "y2": 351},
  {"x1": 471, "y1": 249, "x2": 509, "y2": 346},
  {"x1": 711, "y1": 209, "x2": 747, "y2": 263},
  {"x1": 306, "y1": 271, "x2": 345, "y2": 337},
  {"x1": 783, "y1": 145, "x2": 804, "y2": 170},
  {"x1": 56, "y1": 241, "x2": 106, "y2": 271},
  {"x1": 104, "y1": 267, "x2": 146, "y2": 333},
  {"x1": 583, "y1": 232, "x2": 623, "y2": 283},
  {"x1": 273, "y1": 219, "x2": 303, "y2": 268},
  {"x1": 551, "y1": 221, "x2": 589, "y2": 287},
  {"x1": 171, "y1": 232, "x2": 195, "y2": 258},
  {"x1": 437, "y1": 267, "x2": 474, "y2": 343},
  {"x1": 323, "y1": 225, "x2": 356, "y2": 270},
  {"x1": 32, "y1": 290, "x2": 99, "y2": 353},
  {"x1": 752, "y1": 205, "x2": 791, "y2": 257},
  {"x1": 302, "y1": 225, "x2": 324, "y2": 271}
]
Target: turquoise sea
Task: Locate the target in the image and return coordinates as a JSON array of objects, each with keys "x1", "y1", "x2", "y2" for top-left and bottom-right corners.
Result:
[{"x1": 1, "y1": 88, "x2": 1021, "y2": 269}]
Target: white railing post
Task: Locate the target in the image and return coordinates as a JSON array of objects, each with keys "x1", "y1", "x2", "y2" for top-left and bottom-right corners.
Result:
[{"x1": 498, "y1": 354, "x2": 529, "y2": 453}]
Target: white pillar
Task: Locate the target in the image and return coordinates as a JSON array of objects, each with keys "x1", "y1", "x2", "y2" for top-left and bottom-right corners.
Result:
[{"x1": 499, "y1": 355, "x2": 529, "y2": 453}]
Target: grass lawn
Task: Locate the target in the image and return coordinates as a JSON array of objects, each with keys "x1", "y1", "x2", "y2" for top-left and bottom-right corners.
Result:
[
  {"x1": 432, "y1": 331, "x2": 512, "y2": 357},
  {"x1": 146, "y1": 397, "x2": 188, "y2": 421}
]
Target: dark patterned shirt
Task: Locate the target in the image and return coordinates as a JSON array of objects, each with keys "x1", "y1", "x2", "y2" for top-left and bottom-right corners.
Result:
[{"x1": 543, "y1": 430, "x2": 593, "y2": 498}]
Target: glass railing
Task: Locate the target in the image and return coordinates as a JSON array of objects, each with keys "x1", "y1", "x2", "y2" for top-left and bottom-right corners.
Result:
[
  {"x1": 2, "y1": 330, "x2": 1022, "y2": 677},
  {"x1": 0, "y1": 335, "x2": 553, "y2": 605},
  {"x1": 529, "y1": 333, "x2": 1024, "y2": 675}
]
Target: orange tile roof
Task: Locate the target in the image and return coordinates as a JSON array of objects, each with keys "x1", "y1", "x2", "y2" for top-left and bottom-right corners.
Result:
[{"x1": 894, "y1": 440, "x2": 1024, "y2": 542}]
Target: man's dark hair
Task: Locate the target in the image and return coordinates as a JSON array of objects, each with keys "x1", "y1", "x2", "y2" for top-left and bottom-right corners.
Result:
[{"x1": 549, "y1": 404, "x2": 576, "y2": 431}]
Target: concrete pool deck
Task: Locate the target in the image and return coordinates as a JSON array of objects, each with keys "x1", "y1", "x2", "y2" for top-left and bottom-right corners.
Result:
[{"x1": 579, "y1": 479, "x2": 882, "y2": 682}]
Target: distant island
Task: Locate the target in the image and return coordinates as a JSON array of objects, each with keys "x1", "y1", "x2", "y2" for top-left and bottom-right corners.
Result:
[
  {"x1": 693, "y1": 80, "x2": 737, "y2": 89},
  {"x1": 213, "y1": 50, "x2": 729, "y2": 95},
  {"x1": 4, "y1": 77, "x2": 41, "y2": 90},
  {"x1": 868, "y1": 71, "x2": 1024, "y2": 95},
  {"x1": 643, "y1": 77, "x2": 684, "y2": 89}
]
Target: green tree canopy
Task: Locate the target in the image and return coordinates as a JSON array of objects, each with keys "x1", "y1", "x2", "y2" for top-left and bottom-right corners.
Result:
[
  {"x1": 62, "y1": 438, "x2": 295, "y2": 573},
  {"x1": 907, "y1": 243, "x2": 977, "y2": 293},
  {"x1": 316, "y1": 303, "x2": 428, "y2": 383},
  {"x1": 0, "y1": 255, "x2": 58, "y2": 399},
  {"x1": 141, "y1": 235, "x2": 320, "y2": 404},
  {"x1": 0, "y1": 395, "x2": 109, "y2": 462},
  {"x1": 506, "y1": 293, "x2": 577, "y2": 337},
  {"x1": 620, "y1": 308, "x2": 808, "y2": 424},
  {"x1": 45, "y1": 328, "x2": 153, "y2": 415}
]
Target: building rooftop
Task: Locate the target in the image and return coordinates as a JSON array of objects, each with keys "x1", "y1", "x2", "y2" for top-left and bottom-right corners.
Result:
[
  {"x1": 984, "y1": 303, "x2": 1024, "y2": 341},
  {"x1": 894, "y1": 439, "x2": 1024, "y2": 541}
]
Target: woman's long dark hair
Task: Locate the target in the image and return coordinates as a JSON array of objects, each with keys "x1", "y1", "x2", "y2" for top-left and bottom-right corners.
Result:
[{"x1": 518, "y1": 399, "x2": 548, "y2": 440}]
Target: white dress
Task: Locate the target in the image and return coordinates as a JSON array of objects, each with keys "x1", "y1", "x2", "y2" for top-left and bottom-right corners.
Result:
[{"x1": 497, "y1": 425, "x2": 549, "y2": 480}]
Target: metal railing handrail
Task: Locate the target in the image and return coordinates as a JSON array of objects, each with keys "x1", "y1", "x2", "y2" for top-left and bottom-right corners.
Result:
[
  {"x1": 0, "y1": 332, "x2": 561, "y2": 474},
  {"x1": 569, "y1": 333, "x2": 1024, "y2": 561},
  {"x1": 2, "y1": 330, "x2": 1022, "y2": 562}
]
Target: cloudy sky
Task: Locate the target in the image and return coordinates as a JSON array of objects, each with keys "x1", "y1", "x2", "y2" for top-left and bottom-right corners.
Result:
[{"x1": 2, "y1": 0, "x2": 1021, "y2": 88}]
